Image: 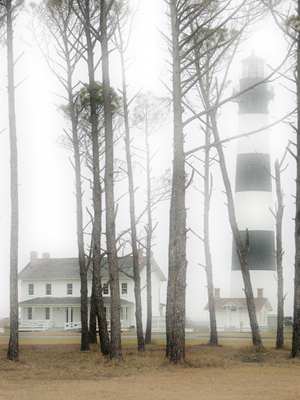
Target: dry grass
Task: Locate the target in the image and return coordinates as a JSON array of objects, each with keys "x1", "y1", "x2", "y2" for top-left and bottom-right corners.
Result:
[{"x1": 0, "y1": 333, "x2": 300, "y2": 400}]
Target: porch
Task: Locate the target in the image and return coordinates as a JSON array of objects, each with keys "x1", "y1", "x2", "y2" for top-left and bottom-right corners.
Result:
[{"x1": 18, "y1": 297, "x2": 135, "y2": 331}]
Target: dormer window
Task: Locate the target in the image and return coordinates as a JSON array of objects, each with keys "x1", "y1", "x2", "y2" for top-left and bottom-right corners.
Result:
[
  {"x1": 28, "y1": 283, "x2": 34, "y2": 296},
  {"x1": 46, "y1": 283, "x2": 52, "y2": 295}
]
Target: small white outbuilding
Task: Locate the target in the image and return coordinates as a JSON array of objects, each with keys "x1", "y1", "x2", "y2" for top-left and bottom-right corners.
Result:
[{"x1": 205, "y1": 288, "x2": 273, "y2": 332}]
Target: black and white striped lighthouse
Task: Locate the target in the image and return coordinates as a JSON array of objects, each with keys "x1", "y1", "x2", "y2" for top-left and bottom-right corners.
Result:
[{"x1": 230, "y1": 52, "x2": 277, "y2": 311}]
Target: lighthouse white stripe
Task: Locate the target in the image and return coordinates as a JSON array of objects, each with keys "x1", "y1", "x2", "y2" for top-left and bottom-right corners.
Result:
[
  {"x1": 237, "y1": 113, "x2": 270, "y2": 155},
  {"x1": 235, "y1": 191, "x2": 274, "y2": 231}
]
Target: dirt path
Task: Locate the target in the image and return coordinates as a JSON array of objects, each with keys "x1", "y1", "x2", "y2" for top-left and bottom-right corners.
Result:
[{"x1": 1, "y1": 365, "x2": 300, "y2": 400}]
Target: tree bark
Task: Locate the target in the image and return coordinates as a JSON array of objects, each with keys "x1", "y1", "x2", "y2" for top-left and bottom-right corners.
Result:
[
  {"x1": 196, "y1": 49, "x2": 218, "y2": 346},
  {"x1": 291, "y1": 0, "x2": 300, "y2": 358},
  {"x1": 145, "y1": 128, "x2": 153, "y2": 344},
  {"x1": 166, "y1": 0, "x2": 187, "y2": 363},
  {"x1": 6, "y1": 0, "x2": 19, "y2": 362},
  {"x1": 274, "y1": 159, "x2": 284, "y2": 350},
  {"x1": 63, "y1": 10, "x2": 90, "y2": 352},
  {"x1": 89, "y1": 285, "x2": 98, "y2": 343},
  {"x1": 84, "y1": 0, "x2": 110, "y2": 356},
  {"x1": 203, "y1": 116, "x2": 218, "y2": 346},
  {"x1": 100, "y1": 0, "x2": 122, "y2": 361},
  {"x1": 115, "y1": 8, "x2": 145, "y2": 351},
  {"x1": 95, "y1": 267, "x2": 110, "y2": 356}
]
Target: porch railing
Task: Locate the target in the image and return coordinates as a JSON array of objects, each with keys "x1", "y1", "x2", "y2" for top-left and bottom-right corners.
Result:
[
  {"x1": 19, "y1": 320, "x2": 54, "y2": 331},
  {"x1": 65, "y1": 321, "x2": 82, "y2": 330}
]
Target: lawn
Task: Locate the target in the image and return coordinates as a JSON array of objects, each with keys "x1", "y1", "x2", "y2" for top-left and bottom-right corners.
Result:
[{"x1": 0, "y1": 332, "x2": 299, "y2": 400}]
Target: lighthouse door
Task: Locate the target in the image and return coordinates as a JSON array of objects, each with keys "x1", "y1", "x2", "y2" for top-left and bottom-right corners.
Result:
[{"x1": 226, "y1": 303, "x2": 239, "y2": 328}]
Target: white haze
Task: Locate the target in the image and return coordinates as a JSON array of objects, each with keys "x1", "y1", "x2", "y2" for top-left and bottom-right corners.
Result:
[{"x1": 0, "y1": 0, "x2": 296, "y2": 322}]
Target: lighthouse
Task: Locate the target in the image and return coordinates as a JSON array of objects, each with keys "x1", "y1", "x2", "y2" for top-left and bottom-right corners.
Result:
[{"x1": 230, "y1": 52, "x2": 277, "y2": 312}]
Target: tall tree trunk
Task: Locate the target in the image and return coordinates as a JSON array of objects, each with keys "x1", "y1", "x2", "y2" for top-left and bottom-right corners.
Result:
[
  {"x1": 94, "y1": 265, "x2": 110, "y2": 356},
  {"x1": 117, "y1": 17, "x2": 145, "y2": 351},
  {"x1": 291, "y1": 0, "x2": 300, "y2": 358},
  {"x1": 197, "y1": 55, "x2": 218, "y2": 346},
  {"x1": 274, "y1": 159, "x2": 284, "y2": 350},
  {"x1": 166, "y1": 0, "x2": 187, "y2": 363},
  {"x1": 64, "y1": 29, "x2": 90, "y2": 352},
  {"x1": 89, "y1": 285, "x2": 98, "y2": 343},
  {"x1": 189, "y1": 23, "x2": 219, "y2": 346},
  {"x1": 7, "y1": 0, "x2": 19, "y2": 362},
  {"x1": 145, "y1": 127, "x2": 153, "y2": 345},
  {"x1": 210, "y1": 111, "x2": 263, "y2": 348},
  {"x1": 84, "y1": 0, "x2": 110, "y2": 356},
  {"x1": 100, "y1": 0, "x2": 122, "y2": 361},
  {"x1": 203, "y1": 115, "x2": 218, "y2": 346}
]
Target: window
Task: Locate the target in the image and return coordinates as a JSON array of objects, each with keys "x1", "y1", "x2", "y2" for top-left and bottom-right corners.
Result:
[
  {"x1": 45, "y1": 307, "x2": 50, "y2": 320},
  {"x1": 103, "y1": 283, "x2": 109, "y2": 295},
  {"x1": 46, "y1": 283, "x2": 52, "y2": 295},
  {"x1": 67, "y1": 283, "x2": 73, "y2": 295},
  {"x1": 28, "y1": 283, "x2": 34, "y2": 296},
  {"x1": 121, "y1": 282, "x2": 128, "y2": 295},
  {"x1": 28, "y1": 307, "x2": 32, "y2": 320}
]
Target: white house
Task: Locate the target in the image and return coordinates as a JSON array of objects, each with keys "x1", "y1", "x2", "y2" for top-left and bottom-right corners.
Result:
[
  {"x1": 205, "y1": 288, "x2": 273, "y2": 332},
  {"x1": 18, "y1": 251, "x2": 166, "y2": 331}
]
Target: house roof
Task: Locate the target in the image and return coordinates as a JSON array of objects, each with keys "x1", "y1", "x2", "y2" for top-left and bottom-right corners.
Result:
[
  {"x1": 18, "y1": 296, "x2": 134, "y2": 307},
  {"x1": 19, "y1": 258, "x2": 83, "y2": 281},
  {"x1": 204, "y1": 297, "x2": 272, "y2": 312},
  {"x1": 18, "y1": 254, "x2": 167, "y2": 282}
]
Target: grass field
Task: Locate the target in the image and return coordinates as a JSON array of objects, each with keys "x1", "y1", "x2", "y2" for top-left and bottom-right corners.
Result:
[{"x1": 1, "y1": 332, "x2": 300, "y2": 400}]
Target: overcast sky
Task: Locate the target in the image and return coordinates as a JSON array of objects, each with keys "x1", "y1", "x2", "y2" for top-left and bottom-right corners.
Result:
[{"x1": 0, "y1": 0, "x2": 296, "y2": 321}]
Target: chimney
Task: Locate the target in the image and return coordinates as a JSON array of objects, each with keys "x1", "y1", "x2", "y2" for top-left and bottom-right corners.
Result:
[
  {"x1": 42, "y1": 252, "x2": 50, "y2": 259},
  {"x1": 257, "y1": 288, "x2": 264, "y2": 299},
  {"x1": 30, "y1": 251, "x2": 38, "y2": 268},
  {"x1": 138, "y1": 249, "x2": 143, "y2": 265},
  {"x1": 214, "y1": 288, "x2": 220, "y2": 300}
]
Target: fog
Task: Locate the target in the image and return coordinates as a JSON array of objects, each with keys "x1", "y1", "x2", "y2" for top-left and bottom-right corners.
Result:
[{"x1": 0, "y1": 0, "x2": 296, "y2": 322}]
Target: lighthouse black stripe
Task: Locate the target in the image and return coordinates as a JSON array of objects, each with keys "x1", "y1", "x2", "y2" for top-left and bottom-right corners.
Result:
[
  {"x1": 238, "y1": 79, "x2": 273, "y2": 114},
  {"x1": 235, "y1": 153, "x2": 271, "y2": 192},
  {"x1": 231, "y1": 230, "x2": 276, "y2": 271}
]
